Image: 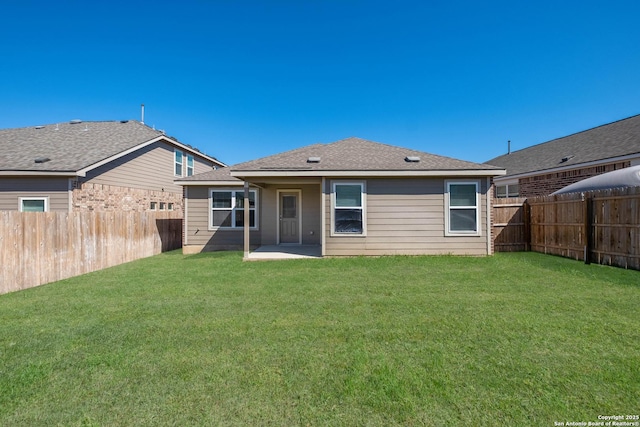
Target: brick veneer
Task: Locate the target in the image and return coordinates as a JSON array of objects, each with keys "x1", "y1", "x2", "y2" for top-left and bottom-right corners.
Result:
[
  {"x1": 72, "y1": 183, "x2": 184, "y2": 212},
  {"x1": 519, "y1": 161, "x2": 630, "y2": 197}
]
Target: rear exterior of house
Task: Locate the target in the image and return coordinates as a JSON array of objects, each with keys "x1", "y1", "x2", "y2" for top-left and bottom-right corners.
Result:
[
  {"x1": 0, "y1": 120, "x2": 224, "y2": 212},
  {"x1": 178, "y1": 138, "x2": 504, "y2": 257}
]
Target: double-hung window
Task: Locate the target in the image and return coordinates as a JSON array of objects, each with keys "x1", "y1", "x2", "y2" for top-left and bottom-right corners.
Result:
[
  {"x1": 332, "y1": 182, "x2": 365, "y2": 235},
  {"x1": 186, "y1": 154, "x2": 194, "y2": 176},
  {"x1": 175, "y1": 150, "x2": 184, "y2": 176},
  {"x1": 210, "y1": 189, "x2": 258, "y2": 229},
  {"x1": 445, "y1": 181, "x2": 480, "y2": 235},
  {"x1": 20, "y1": 197, "x2": 48, "y2": 212}
]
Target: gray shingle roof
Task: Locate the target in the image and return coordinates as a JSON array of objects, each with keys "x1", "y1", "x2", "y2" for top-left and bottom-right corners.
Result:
[
  {"x1": 232, "y1": 137, "x2": 502, "y2": 173},
  {"x1": 176, "y1": 166, "x2": 241, "y2": 183},
  {"x1": 486, "y1": 114, "x2": 640, "y2": 178},
  {"x1": 0, "y1": 120, "x2": 221, "y2": 173}
]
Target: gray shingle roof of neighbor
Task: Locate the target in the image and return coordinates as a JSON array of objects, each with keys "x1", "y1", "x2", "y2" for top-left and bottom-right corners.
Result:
[
  {"x1": 486, "y1": 114, "x2": 640, "y2": 178},
  {"x1": 0, "y1": 120, "x2": 223, "y2": 173},
  {"x1": 231, "y1": 137, "x2": 503, "y2": 173}
]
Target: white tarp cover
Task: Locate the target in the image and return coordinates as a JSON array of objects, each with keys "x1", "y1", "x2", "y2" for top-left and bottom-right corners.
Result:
[{"x1": 551, "y1": 165, "x2": 640, "y2": 195}]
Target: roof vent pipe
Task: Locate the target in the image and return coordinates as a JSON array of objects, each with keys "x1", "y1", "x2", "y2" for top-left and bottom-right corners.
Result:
[
  {"x1": 141, "y1": 104, "x2": 145, "y2": 124},
  {"x1": 508, "y1": 140, "x2": 511, "y2": 154}
]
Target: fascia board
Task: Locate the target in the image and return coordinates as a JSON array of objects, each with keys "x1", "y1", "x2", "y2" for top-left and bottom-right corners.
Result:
[
  {"x1": 77, "y1": 136, "x2": 226, "y2": 177},
  {"x1": 175, "y1": 180, "x2": 243, "y2": 186},
  {"x1": 0, "y1": 171, "x2": 79, "y2": 177},
  {"x1": 231, "y1": 169, "x2": 506, "y2": 178}
]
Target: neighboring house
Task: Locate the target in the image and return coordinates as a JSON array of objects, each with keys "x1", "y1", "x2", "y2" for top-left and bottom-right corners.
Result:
[
  {"x1": 177, "y1": 137, "x2": 505, "y2": 257},
  {"x1": 487, "y1": 114, "x2": 640, "y2": 198},
  {"x1": 0, "y1": 120, "x2": 225, "y2": 212}
]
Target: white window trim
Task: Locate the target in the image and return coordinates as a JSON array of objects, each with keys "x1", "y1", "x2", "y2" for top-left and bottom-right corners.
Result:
[
  {"x1": 186, "y1": 154, "x2": 194, "y2": 177},
  {"x1": 330, "y1": 181, "x2": 366, "y2": 237},
  {"x1": 208, "y1": 187, "x2": 259, "y2": 231},
  {"x1": 19, "y1": 196, "x2": 48, "y2": 212},
  {"x1": 174, "y1": 149, "x2": 184, "y2": 177},
  {"x1": 444, "y1": 180, "x2": 481, "y2": 236}
]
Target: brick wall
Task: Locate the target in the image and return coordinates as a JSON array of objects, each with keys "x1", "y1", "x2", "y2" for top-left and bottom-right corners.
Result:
[
  {"x1": 72, "y1": 183, "x2": 184, "y2": 213},
  {"x1": 519, "y1": 161, "x2": 630, "y2": 197}
]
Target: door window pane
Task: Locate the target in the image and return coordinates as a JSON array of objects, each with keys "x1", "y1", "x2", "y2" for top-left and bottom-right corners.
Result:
[{"x1": 282, "y1": 195, "x2": 296, "y2": 219}]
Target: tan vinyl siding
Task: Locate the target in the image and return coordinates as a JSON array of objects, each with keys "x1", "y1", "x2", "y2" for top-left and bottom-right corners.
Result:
[
  {"x1": 193, "y1": 156, "x2": 215, "y2": 175},
  {"x1": 324, "y1": 177, "x2": 489, "y2": 256},
  {"x1": 301, "y1": 184, "x2": 321, "y2": 245},
  {"x1": 184, "y1": 185, "x2": 260, "y2": 250},
  {"x1": 84, "y1": 141, "x2": 214, "y2": 194},
  {"x1": 0, "y1": 177, "x2": 70, "y2": 211}
]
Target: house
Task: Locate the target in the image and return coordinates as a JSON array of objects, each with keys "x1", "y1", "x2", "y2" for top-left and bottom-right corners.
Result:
[
  {"x1": 487, "y1": 114, "x2": 640, "y2": 198},
  {"x1": 0, "y1": 120, "x2": 225, "y2": 212},
  {"x1": 177, "y1": 137, "x2": 505, "y2": 257}
]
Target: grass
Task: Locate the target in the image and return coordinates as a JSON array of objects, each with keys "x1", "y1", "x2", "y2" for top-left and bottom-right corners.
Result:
[{"x1": 0, "y1": 251, "x2": 638, "y2": 426}]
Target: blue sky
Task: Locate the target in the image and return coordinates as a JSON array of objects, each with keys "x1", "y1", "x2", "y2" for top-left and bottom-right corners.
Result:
[{"x1": 1, "y1": 0, "x2": 639, "y2": 166}]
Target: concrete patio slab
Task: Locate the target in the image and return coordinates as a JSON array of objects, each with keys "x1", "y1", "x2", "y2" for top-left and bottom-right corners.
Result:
[{"x1": 245, "y1": 245, "x2": 322, "y2": 261}]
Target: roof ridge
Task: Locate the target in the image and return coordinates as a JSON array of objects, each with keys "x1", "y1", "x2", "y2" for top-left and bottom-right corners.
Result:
[
  {"x1": 333, "y1": 136, "x2": 496, "y2": 166},
  {"x1": 499, "y1": 113, "x2": 640, "y2": 158}
]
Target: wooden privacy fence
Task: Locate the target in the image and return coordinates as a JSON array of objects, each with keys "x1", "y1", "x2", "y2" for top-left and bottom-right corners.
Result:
[
  {"x1": 492, "y1": 197, "x2": 529, "y2": 252},
  {"x1": 1, "y1": 211, "x2": 182, "y2": 294},
  {"x1": 493, "y1": 187, "x2": 640, "y2": 270}
]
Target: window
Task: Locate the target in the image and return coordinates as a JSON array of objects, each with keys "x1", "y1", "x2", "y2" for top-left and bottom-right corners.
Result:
[
  {"x1": 175, "y1": 150, "x2": 183, "y2": 176},
  {"x1": 150, "y1": 201, "x2": 157, "y2": 210},
  {"x1": 446, "y1": 181, "x2": 480, "y2": 235},
  {"x1": 210, "y1": 189, "x2": 258, "y2": 229},
  {"x1": 168, "y1": 203, "x2": 174, "y2": 211},
  {"x1": 186, "y1": 154, "x2": 194, "y2": 176},
  {"x1": 20, "y1": 197, "x2": 47, "y2": 212},
  {"x1": 496, "y1": 184, "x2": 519, "y2": 198},
  {"x1": 332, "y1": 182, "x2": 365, "y2": 235},
  {"x1": 159, "y1": 202, "x2": 166, "y2": 211}
]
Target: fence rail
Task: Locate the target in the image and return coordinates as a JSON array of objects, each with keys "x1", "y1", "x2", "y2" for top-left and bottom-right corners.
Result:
[
  {"x1": 493, "y1": 187, "x2": 640, "y2": 270},
  {"x1": 1, "y1": 211, "x2": 182, "y2": 294}
]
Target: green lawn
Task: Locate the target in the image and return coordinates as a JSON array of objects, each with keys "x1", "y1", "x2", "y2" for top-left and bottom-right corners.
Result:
[{"x1": 1, "y1": 252, "x2": 638, "y2": 426}]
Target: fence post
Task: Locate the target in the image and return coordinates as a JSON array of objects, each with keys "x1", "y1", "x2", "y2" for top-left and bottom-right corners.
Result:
[{"x1": 583, "y1": 194, "x2": 592, "y2": 265}]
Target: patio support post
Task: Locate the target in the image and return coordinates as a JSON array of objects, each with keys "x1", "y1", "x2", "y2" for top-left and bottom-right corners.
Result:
[{"x1": 243, "y1": 181, "x2": 250, "y2": 259}]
